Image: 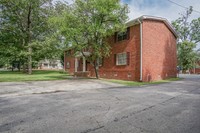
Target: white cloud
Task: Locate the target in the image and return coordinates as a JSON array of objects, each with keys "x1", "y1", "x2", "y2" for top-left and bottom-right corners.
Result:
[
  {"x1": 126, "y1": 0, "x2": 200, "y2": 22},
  {"x1": 54, "y1": 0, "x2": 200, "y2": 22}
]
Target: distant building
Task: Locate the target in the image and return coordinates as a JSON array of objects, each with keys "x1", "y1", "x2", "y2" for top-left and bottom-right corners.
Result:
[
  {"x1": 190, "y1": 61, "x2": 200, "y2": 74},
  {"x1": 38, "y1": 59, "x2": 63, "y2": 70}
]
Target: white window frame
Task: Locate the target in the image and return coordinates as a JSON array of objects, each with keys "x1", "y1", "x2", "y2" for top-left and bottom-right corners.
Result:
[{"x1": 116, "y1": 52, "x2": 127, "y2": 65}]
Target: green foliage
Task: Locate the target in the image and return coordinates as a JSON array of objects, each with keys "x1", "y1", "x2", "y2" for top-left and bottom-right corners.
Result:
[
  {"x1": 190, "y1": 18, "x2": 200, "y2": 44},
  {"x1": 60, "y1": 53, "x2": 64, "y2": 67},
  {"x1": 172, "y1": 6, "x2": 200, "y2": 70},
  {"x1": 178, "y1": 41, "x2": 197, "y2": 70},
  {"x1": 0, "y1": 0, "x2": 62, "y2": 73},
  {"x1": 172, "y1": 6, "x2": 199, "y2": 44},
  {"x1": 51, "y1": 0, "x2": 129, "y2": 78}
]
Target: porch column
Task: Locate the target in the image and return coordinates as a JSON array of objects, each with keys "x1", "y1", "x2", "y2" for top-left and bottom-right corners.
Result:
[
  {"x1": 64, "y1": 51, "x2": 66, "y2": 71},
  {"x1": 75, "y1": 57, "x2": 78, "y2": 72},
  {"x1": 83, "y1": 57, "x2": 86, "y2": 72}
]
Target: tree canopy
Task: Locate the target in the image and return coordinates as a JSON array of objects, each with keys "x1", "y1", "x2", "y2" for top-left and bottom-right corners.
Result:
[
  {"x1": 172, "y1": 6, "x2": 200, "y2": 71},
  {"x1": 0, "y1": 0, "x2": 62, "y2": 73},
  {"x1": 172, "y1": 6, "x2": 200, "y2": 44},
  {"x1": 51, "y1": 0, "x2": 129, "y2": 78}
]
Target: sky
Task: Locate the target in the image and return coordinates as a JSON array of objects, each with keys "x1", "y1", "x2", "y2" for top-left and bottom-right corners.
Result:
[
  {"x1": 121, "y1": 0, "x2": 200, "y2": 22},
  {"x1": 55, "y1": 0, "x2": 200, "y2": 22}
]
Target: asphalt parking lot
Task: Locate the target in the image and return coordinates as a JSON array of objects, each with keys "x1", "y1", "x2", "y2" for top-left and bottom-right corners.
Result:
[{"x1": 0, "y1": 74, "x2": 200, "y2": 133}]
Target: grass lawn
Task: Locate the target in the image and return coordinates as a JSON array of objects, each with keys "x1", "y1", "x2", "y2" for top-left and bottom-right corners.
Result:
[
  {"x1": 0, "y1": 70, "x2": 70, "y2": 82},
  {"x1": 102, "y1": 78, "x2": 182, "y2": 86}
]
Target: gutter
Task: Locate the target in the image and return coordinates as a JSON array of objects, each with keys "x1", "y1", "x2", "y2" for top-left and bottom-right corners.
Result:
[
  {"x1": 126, "y1": 15, "x2": 178, "y2": 38},
  {"x1": 137, "y1": 19, "x2": 143, "y2": 81}
]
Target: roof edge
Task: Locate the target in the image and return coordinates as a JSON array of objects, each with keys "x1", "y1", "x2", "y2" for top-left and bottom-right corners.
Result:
[{"x1": 126, "y1": 15, "x2": 178, "y2": 38}]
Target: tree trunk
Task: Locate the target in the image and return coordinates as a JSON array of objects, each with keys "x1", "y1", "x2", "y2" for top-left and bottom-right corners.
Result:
[
  {"x1": 28, "y1": 47, "x2": 32, "y2": 74},
  {"x1": 93, "y1": 60, "x2": 99, "y2": 79},
  {"x1": 27, "y1": 4, "x2": 32, "y2": 74},
  {"x1": 94, "y1": 64, "x2": 99, "y2": 79}
]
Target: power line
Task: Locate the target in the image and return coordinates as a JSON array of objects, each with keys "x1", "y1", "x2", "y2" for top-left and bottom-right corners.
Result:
[{"x1": 166, "y1": 0, "x2": 200, "y2": 14}]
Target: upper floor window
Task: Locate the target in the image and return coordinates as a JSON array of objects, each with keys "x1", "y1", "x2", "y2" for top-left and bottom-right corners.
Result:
[
  {"x1": 115, "y1": 27, "x2": 130, "y2": 42},
  {"x1": 117, "y1": 31, "x2": 128, "y2": 41}
]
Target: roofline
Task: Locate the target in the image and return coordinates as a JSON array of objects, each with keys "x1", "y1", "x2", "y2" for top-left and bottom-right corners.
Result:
[{"x1": 126, "y1": 15, "x2": 178, "y2": 38}]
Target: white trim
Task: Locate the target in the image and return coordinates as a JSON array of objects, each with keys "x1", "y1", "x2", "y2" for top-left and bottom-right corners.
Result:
[
  {"x1": 75, "y1": 58, "x2": 78, "y2": 72},
  {"x1": 75, "y1": 52, "x2": 91, "y2": 57},
  {"x1": 83, "y1": 57, "x2": 86, "y2": 72},
  {"x1": 137, "y1": 19, "x2": 143, "y2": 81}
]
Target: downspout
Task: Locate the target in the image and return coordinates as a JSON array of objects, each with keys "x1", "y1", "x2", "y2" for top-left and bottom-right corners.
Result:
[{"x1": 137, "y1": 19, "x2": 143, "y2": 81}]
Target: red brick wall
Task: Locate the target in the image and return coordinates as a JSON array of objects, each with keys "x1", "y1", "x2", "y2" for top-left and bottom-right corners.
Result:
[
  {"x1": 64, "y1": 25, "x2": 141, "y2": 80},
  {"x1": 194, "y1": 69, "x2": 200, "y2": 74},
  {"x1": 88, "y1": 25, "x2": 141, "y2": 81},
  {"x1": 142, "y1": 20, "x2": 177, "y2": 81},
  {"x1": 64, "y1": 51, "x2": 75, "y2": 75}
]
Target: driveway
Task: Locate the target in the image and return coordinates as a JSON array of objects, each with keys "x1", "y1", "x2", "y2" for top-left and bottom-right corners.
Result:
[{"x1": 0, "y1": 75, "x2": 200, "y2": 133}]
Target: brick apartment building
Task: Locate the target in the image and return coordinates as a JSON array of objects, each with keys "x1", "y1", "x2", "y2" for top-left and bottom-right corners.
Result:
[{"x1": 64, "y1": 15, "x2": 178, "y2": 82}]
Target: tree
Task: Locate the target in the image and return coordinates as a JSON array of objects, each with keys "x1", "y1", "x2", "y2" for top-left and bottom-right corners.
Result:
[
  {"x1": 51, "y1": 0, "x2": 129, "y2": 78},
  {"x1": 172, "y1": 6, "x2": 200, "y2": 71},
  {"x1": 178, "y1": 41, "x2": 196, "y2": 71},
  {"x1": 172, "y1": 6, "x2": 200, "y2": 44},
  {"x1": 0, "y1": 0, "x2": 55, "y2": 74}
]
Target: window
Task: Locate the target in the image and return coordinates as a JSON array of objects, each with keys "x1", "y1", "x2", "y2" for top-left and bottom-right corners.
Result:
[
  {"x1": 117, "y1": 31, "x2": 127, "y2": 41},
  {"x1": 116, "y1": 27, "x2": 130, "y2": 42},
  {"x1": 116, "y1": 53, "x2": 127, "y2": 65}
]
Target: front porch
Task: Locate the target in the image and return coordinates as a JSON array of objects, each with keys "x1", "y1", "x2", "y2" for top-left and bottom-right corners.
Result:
[{"x1": 74, "y1": 52, "x2": 90, "y2": 77}]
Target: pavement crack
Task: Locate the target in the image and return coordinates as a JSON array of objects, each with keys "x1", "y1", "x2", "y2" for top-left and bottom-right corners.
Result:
[
  {"x1": 159, "y1": 97, "x2": 176, "y2": 105},
  {"x1": 80, "y1": 126, "x2": 104, "y2": 133},
  {"x1": 115, "y1": 97, "x2": 121, "y2": 101},
  {"x1": 32, "y1": 90, "x2": 68, "y2": 95},
  {"x1": 107, "y1": 106, "x2": 110, "y2": 112},
  {"x1": 113, "y1": 94, "x2": 183, "y2": 123},
  {"x1": 94, "y1": 118, "x2": 101, "y2": 127}
]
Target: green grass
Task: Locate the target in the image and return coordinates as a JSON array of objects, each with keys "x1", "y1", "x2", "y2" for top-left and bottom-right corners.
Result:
[
  {"x1": 0, "y1": 70, "x2": 71, "y2": 82},
  {"x1": 102, "y1": 78, "x2": 182, "y2": 86}
]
